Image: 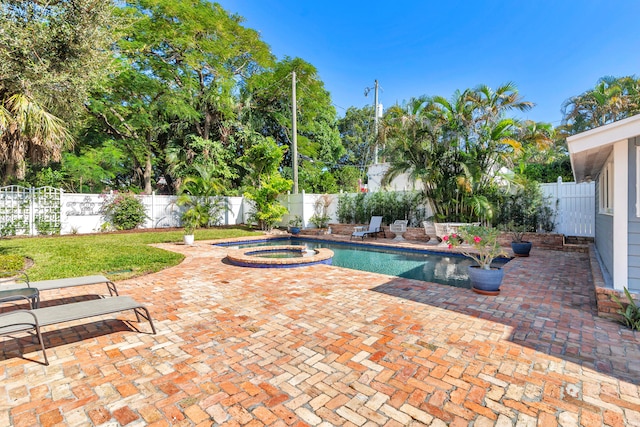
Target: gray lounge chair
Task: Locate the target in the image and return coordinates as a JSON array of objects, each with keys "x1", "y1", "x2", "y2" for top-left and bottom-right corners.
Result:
[
  {"x1": 351, "y1": 216, "x2": 386, "y2": 240},
  {"x1": 1, "y1": 272, "x2": 118, "y2": 297},
  {"x1": 0, "y1": 296, "x2": 156, "y2": 365}
]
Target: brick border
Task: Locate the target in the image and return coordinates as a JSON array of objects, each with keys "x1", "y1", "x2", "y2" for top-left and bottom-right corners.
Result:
[{"x1": 588, "y1": 243, "x2": 640, "y2": 323}]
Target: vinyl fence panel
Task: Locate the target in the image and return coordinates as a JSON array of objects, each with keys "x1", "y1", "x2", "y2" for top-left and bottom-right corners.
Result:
[{"x1": 540, "y1": 178, "x2": 595, "y2": 237}]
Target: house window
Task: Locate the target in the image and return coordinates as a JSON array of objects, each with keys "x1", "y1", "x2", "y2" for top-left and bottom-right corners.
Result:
[{"x1": 599, "y1": 155, "x2": 613, "y2": 215}]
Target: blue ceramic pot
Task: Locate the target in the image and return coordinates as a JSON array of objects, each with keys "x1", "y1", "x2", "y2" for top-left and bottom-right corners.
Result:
[
  {"x1": 511, "y1": 241, "x2": 532, "y2": 257},
  {"x1": 468, "y1": 265, "x2": 504, "y2": 295}
]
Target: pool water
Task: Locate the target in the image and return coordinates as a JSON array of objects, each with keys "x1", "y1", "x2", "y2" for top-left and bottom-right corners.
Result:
[{"x1": 222, "y1": 238, "x2": 509, "y2": 289}]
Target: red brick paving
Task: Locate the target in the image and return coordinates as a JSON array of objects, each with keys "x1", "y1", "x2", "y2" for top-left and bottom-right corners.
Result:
[{"x1": 1, "y1": 237, "x2": 640, "y2": 426}]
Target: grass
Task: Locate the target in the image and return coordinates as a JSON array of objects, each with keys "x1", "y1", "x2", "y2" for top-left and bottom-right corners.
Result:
[{"x1": 0, "y1": 227, "x2": 261, "y2": 281}]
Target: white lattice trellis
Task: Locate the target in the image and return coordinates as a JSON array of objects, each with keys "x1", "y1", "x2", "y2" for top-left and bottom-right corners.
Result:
[{"x1": 0, "y1": 186, "x2": 62, "y2": 236}]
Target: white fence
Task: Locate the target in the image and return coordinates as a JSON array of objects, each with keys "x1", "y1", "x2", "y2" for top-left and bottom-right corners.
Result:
[
  {"x1": 540, "y1": 177, "x2": 595, "y2": 237},
  {"x1": 1, "y1": 181, "x2": 595, "y2": 237},
  {"x1": 60, "y1": 193, "x2": 247, "y2": 235}
]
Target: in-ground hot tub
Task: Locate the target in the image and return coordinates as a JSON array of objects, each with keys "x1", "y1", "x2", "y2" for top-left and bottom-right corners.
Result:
[{"x1": 226, "y1": 245, "x2": 334, "y2": 268}]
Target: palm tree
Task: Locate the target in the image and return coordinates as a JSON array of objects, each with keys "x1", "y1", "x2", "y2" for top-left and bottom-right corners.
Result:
[
  {"x1": 0, "y1": 94, "x2": 72, "y2": 184},
  {"x1": 381, "y1": 84, "x2": 534, "y2": 222},
  {"x1": 176, "y1": 164, "x2": 227, "y2": 228},
  {"x1": 561, "y1": 76, "x2": 640, "y2": 135}
]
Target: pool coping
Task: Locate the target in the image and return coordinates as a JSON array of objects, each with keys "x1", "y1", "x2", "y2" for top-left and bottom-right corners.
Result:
[
  {"x1": 213, "y1": 235, "x2": 512, "y2": 264},
  {"x1": 226, "y1": 245, "x2": 334, "y2": 268}
]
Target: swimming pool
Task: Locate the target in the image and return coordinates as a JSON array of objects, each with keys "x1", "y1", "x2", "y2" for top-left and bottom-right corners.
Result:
[{"x1": 218, "y1": 238, "x2": 510, "y2": 289}]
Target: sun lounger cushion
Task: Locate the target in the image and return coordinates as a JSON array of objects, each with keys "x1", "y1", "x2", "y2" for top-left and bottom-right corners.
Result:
[
  {"x1": 1, "y1": 274, "x2": 118, "y2": 296},
  {"x1": 0, "y1": 296, "x2": 155, "y2": 365},
  {"x1": 351, "y1": 216, "x2": 385, "y2": 240}
]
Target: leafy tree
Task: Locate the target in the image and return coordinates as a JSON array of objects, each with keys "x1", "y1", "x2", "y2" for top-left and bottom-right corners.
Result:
[
  {"x1": 166, "y1": 135, "x2": 237, "y2": 193},
  {"x1": 237, "y1": 134, "x2": 283, "y2": 189},
  {"x1": 85, "y1": 0, "x2": 273, "y2": 193},
  {"x1": 338, "y1": 106, "x2": 377, "y2": 168},
  {"x1": 561, "y1": 75, "x2": 640, "y2": 135},
  {"x1": 381, "y1": 84, "x2": 534, "y2": 222},
  {"x1": 244, "y1": 57, "x2": 344, "y2": 190},
  {"x1": 335, "y1": 105, "x2": 377, "y2": 190},
  {"x1": 61, "y1": 143, "x2": 129, "y2": 193},
  {"x1": 241, "y1": 136, "x2": 292, "y2": 230},
  {"x1": 245, "y1": 174, "x2": 292, "y2": 231},
  {"x1": 0, "y1": 0, "x2": 116, "y2": 183},
  {"x1": 297, "y1": 164, "x2": 339, "y2": 194}
]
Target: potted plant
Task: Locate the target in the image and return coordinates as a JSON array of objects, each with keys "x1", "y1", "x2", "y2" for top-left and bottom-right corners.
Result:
[
  {"x1": 309, "y1": 194, "x2": 333, "y2": 234},
  {"x1": 507, "y1": 222, "x2": 533, "y2": 257},
  {"x1": 181, "y1": 209, "x2": 198, "y2": 245},
  {"x1": 443, "y1": 225, "x2": 508, "y2": 295},
  {"x1": 288, "y1": 215, "x2": 303, "y2": 235}
]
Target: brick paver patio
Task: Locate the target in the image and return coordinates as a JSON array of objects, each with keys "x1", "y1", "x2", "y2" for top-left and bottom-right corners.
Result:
[{"x1": 1, "y1": 238, "x2": 640, "y2": 426}]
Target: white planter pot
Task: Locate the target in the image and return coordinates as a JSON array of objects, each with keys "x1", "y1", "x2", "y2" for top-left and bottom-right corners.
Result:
[{"x1": 183, "y1": 234, "x2": 195, "y2": 245}]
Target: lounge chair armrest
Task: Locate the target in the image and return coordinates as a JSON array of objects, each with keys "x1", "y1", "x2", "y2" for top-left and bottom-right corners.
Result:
[
  {"x1": 0, "y1": 271, "x2": 31, "y2": 288},
  {"x1": 0, "y1": 293, "x2": 35, "y2": 306}
]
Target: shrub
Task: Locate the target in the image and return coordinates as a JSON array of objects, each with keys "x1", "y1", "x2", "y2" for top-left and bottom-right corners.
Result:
[
  {"x1": 336, "y1": 191, "x2": 426, "y2": 226},
  {"x1": 244, "y1": 174, "x2": 292, "y2": 231},
  {"x1": 0, "y1": 254, "x2": 24, "y2": 277},
  {"x1": 495, "y1": 181, "x2": 556, "y2": 232},
  {"x1": 0, "y1": 254, "x2": 25, "y2": 272},
  {"x1": 101, "y1": 192, "x2": 148, "y2": 230}
]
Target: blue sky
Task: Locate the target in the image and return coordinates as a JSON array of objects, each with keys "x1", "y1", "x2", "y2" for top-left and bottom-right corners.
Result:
[{"x1": 217, "y1": 1, "x2": 640, "y2": 125}]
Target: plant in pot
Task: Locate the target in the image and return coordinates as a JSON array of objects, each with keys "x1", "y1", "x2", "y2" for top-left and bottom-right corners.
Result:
[
  {"x1": 443, "y1": 225, "x2": 509, "y2": 295},
  {"x1": 506, "y1": 221, "x2": 533, "y2": 257},
  {"x1": 309, "y1": 194, "x2": 333, "y2": 234},
  {"x1": 288, "y1": 215, "x2": 303, "y2": 235},
  {"x1": 181, "y1": 209, "x2": 199, "y2": 245}
]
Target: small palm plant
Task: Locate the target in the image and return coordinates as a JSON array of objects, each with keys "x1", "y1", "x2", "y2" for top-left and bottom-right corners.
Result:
[
  {"x1": 612, "y1": 288, "x2": 640, "y2": 330},
  {"x1": 177, "y1": 164, "x2": 228, "y2": 230}
]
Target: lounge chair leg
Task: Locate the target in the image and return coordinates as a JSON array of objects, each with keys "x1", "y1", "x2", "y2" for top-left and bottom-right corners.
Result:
[
  {"x1": 33, "y1": 325, "x2": 48, "y2": 365},
  {"x1": 134, "y1": 307, "x2": 157, "y2": 334},
  {"x1": 107, "y1": 281, "x2": 119, "y2": 296}
]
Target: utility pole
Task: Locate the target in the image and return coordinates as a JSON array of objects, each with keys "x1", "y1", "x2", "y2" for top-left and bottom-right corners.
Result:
[
  {"x1": 365, "y1": 80, "x2": 381, "y2": 163},
  {"x1": 373, "y1": 79, "x2": 379, "y2": 164},
  {"x1": 292, "y1": 71, "x2": 298, "y2": 194}
]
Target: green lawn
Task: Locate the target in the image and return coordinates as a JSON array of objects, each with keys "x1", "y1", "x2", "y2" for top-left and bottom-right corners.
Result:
[{"x1": 0, "y1": 227, "x2": 261, "y2": 281}]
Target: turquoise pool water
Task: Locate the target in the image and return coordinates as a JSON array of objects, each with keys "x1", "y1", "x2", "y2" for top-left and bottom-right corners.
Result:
[{"x1": 219, "y1": 238, "x2": 509, "y2": 289}]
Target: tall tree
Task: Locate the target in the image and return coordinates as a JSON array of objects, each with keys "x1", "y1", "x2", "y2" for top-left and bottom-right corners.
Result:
[
  {"x1": 561, "y1": 76, "x2": 640, "y2": 135},
  {"x1": 336, "y1": 105, "x2": 376, "y2": 187},
  {"x1": 0, "y1": 0, "x2": 116, "y2": 183},
  {"x1": 381, "y1": 84, "x2": 534, "y2": 222},
  {"x1": 244, "y1": 57, "x2": 344, "y2": 191},
  {"x1": 86, "y1": 0, "x2": 273, "y2": 193}
]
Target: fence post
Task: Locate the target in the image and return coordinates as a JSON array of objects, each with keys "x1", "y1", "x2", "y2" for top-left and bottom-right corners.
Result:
[
  {"x1": 151, "y1": 191, "x2": 155, "y2": 228},
  {"x1": 556, "y1": 176, "x2": 563, "y2": 234},
  {"x1": 29, "y1": 187, "x2": 35, "y2": 236},
  {"x1": 301, "y1": 190, "x2": 306, "y2": 227}
]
